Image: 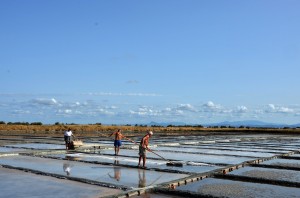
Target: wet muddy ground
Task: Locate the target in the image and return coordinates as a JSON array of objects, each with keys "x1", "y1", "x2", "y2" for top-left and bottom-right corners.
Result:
[{"x1": 0, "y1": 132, "x2": 300, "y2": 197}]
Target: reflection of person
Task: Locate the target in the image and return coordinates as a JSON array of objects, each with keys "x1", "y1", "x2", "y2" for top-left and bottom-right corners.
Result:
[
  {"x1": 108, "y1": 160, "x2": 121, "y2": 181},
  {"x1": 64, "y1": 128, "x2": 74, "y2": 150},
  {"x1": 109, "y1": 129, "x2": 124, "y2": 155},
  {"x1": 138, "y1": 131, "x2": 153, "y2": 168},
  {"x1": 138, "y1": 169, "x2": 146, "y2": 188},
  {"x1": 63, "y1": 163, "x2": 72, "y2": 176}
]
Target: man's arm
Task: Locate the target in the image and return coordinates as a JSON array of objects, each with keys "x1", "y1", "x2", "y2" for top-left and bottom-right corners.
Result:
[{"x1": 109, "y1": 131, "x2": 116, "y2": 137}]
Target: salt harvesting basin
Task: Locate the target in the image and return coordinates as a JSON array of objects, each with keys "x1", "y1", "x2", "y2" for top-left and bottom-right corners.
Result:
[
  {"x1": 0, "y1": 155, "x2": 189, "y2": 188},
  {"x1": 48, "y1": 153, "x2": 223, "y2": 174},
  {"x1": 0, "y1": 167, "x2": 121, "y2": 198},
  {"x1": 227, "y1": 166, "x2": 300, "y2": 183},
  {"x1": 174, "y1": 177, "x2": 300, "y2": 198},
  {"x1": 100, "y1": 149, "x2": 254, "y2": 165},
  {"x1": 1, "y1": 133, "x2": 300, "y2": 198},
  {"x1": 261, "y1": 158, "x2": 300, "y2": 168},
  {"x1": 4, "y1": 143, "x2": 65, "y2": 150}
]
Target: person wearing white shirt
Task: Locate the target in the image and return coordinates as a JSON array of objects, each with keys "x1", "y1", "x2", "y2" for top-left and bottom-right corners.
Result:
[{"x1": 64, "y1": 128, "x2": 74, "y2": 150}]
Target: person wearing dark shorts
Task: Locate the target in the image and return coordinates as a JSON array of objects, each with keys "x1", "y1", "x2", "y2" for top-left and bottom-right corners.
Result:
[
  {"x1": 138, "y1": 131, "x2": 153, "y2": 168},
  {"x1": 110, "y1": 129, "x2": 124, "y2": 155},
  {"x1": 114, "y1": 140, "x2": 122, "y2": 147}
]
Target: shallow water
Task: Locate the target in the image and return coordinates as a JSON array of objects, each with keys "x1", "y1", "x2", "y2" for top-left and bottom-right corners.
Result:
[
  {"x1": 5, "y1": 143, "x2": 65, "y2": 150},
  {"x1": 0, "y1": 147, "x2": 27, "y2": 153},
  {"x1": 192, "y1": 144, "x2": 296, "y2": 153},
  {"x1": 100, "y1": 149, "x2": 254, "y2": 165},
  {"x1": 49, "y1": 153, "x2": 222, "y2": 173},
  {"x1": 0, "y1": 155, "x2": 189, "y2": 188},
  {"x1": 0, "y1": 167, "x2": 121, "y2": 198},
  {"x1": 153, "y1": 146, "x2": 276, "y2": 158}
]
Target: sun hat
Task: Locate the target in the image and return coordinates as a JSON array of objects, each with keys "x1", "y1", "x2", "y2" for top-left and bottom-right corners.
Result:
[{"x1": 148, "y1": 131, "x2": 153, "y2": 135}]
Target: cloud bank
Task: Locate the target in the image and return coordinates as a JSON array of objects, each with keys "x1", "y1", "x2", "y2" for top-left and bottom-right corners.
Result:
[{"x1": 1, "y1": 93, "x2": 299, "y2": 125}]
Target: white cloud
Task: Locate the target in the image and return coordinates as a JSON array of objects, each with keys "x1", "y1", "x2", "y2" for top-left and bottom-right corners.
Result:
[
  {"x1": 58, "y1": 109, "x2": 72, "y2": 114},
  {"x1": 265, "y1": 104, "x2": 294, "y2": 114},
  {"x1": 12, "y1": 109, "x2": 31, "y2": 114},
  {"x1": 268, "y1": 104, "x2": 276, "y2": 110},
  {"x1": 236, "y1": 106, "x2": 248, "y2": 113},
  {"x1": 97, "y1": 109, "x2": 115, "y2": 115},
  {"x1": 177, "y1": 104, "x2": 197, "y2": 112},
  {"x1": 203, "y1": 101, "x2": 215, "y2": 108},
  {"x1": 2, "y1": 93, "x2": 300, "y2": 124},
  {"x1": 129, "y1": 106, "x2": 160, "y2": 116},
  {"x1": 202, "y1": 101, "x2": 222, "y2": 112},
  {"x1": 65, "y1": 109, "x2": 72, "y2": 114},
  {"x1": 106, "y1": 105, "x2": 118, "y2": 109},
  {"x1": 278, "y1": 107, "x2": 293, "y2": 113},
  {"x1": 87, "y1": 92, "x2": 161, "y2": 97},
  {"x1": 32, "y1": 98, "x2": 58, "y2": 106}
]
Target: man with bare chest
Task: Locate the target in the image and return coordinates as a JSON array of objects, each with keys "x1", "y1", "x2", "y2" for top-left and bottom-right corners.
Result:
[{"x1": 110, "y1": 129, "x2": 124, "y2": 155}]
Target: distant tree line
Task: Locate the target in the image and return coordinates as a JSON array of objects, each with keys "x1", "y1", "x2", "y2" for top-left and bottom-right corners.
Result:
[
  {"x1": 0, "y1": 121, "x2": 103, "y2": 126},
  {"x1": 0, "y1": 121, "x2": 43, "y2": 125},
  {"x1": 0, "y1": 121, "x2": 299, "y2": 130}
]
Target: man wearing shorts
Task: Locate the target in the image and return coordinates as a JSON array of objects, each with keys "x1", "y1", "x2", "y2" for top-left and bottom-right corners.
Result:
[
  {"x1": 110, "y1": 129, "x2": 124, "y2": 155},
  {"x1": 138, "y1": 131, "x2": 153, "y2": 168}
]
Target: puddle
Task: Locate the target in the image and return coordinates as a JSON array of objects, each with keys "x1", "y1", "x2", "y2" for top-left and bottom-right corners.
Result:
[
  {"x1": 5, "y1": 143, "x2": 65, "y2": 150},
  {"x1": 0, "y1": 167, "x2": 121, "y2": 197},
  {"x1": 154, "y1": 146, "x2": 276, "y2": 158},
  {"x1": 0, "y1": 147, "x2": 27, "y2": 153},
  {"x1": 0, "y1": 155, "x2": 189, "y2": 188},
  {"x1": 175, "y1": 178, "x2": 300, "y2": 198},
  {"x1": 100, "y1": 149, "x2": 254, "y2": 165},
  {"x1": 49, "y1": 153, "x2": 223, "y2": 173},
  {"x1": 194, "y1": 144, "x2": 295, "y2": 152}
]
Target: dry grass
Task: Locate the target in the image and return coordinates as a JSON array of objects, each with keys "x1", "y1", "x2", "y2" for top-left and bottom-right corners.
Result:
[{"x1": 0, "y1": 124, "x2": 299, "y2": 137}]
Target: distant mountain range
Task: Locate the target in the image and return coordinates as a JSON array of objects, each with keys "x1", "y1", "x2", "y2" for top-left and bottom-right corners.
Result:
[{"x1": 148, "y1": 120, "x2": 300, "y2": 128}]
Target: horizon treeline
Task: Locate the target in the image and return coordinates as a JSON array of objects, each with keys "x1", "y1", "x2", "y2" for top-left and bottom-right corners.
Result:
[{"x1": 0, "y1": 121, "x2": 299, "y2": 130}]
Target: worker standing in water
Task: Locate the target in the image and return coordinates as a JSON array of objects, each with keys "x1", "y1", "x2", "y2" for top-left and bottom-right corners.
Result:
[
  {"x1": 109, "y1": 129, "x2": 124, "y2": 156},
  {"x1": 138, "y1": 131, "x2": 153, "y2": 168},
  {"x1": 64, "y1": 128, "x2": 74, "y2": 150}
]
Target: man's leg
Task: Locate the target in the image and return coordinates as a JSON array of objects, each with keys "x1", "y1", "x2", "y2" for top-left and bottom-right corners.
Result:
[
  {"x1": 138, "y1": 155, "x2": 142, "y2": 166},
  {"x1": 143, "y1": 156, "x2": 146, "y2": 167},
  {"x1": 116, "y1": 146, "x2": 120, "y2": 155}
]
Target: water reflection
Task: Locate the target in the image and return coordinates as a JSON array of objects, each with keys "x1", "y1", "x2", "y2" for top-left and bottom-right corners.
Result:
[
  {"x1": 138, "y1": 169, "x2": 146, "y2": 188},
  {"x1": 108, "y1": 160, "x2": 121, "y2": 181},
  {"x1": 65, "y1": 155, "x2": 81, "y2": 161},
  {"x1": 63, "y1": 162, "x2": 72, "y2": 176}
]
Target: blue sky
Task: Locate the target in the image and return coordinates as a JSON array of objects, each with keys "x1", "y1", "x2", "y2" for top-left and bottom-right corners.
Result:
[{"x1": 1, "y1": 0, "x2": 300, "y2": 125}]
